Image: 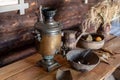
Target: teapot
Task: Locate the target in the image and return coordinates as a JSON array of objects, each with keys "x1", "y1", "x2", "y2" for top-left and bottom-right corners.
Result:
[{"x1": 63, "y1": 30, "x2": 82, "y2": 50}]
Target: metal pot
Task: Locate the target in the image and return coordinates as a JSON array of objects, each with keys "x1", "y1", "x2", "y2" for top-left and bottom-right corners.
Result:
[{"x1": 35, "y1": 7, "x2": 62, "y2": 71}]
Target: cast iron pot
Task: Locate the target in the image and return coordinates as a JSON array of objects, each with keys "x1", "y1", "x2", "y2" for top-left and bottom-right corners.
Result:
[{"x1": 66, "y1": 49, "x2": 100, "y2": 72}]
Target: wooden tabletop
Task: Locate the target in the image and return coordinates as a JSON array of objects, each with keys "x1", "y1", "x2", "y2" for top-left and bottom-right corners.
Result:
[{"x1": 0, "y1": 35, "x2": 120, "y2": 80}]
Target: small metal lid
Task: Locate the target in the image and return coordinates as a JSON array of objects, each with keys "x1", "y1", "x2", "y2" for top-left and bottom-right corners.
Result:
[
  {"x1": 35, "y1": 7, "x2": 62, "y2": 34},
  {"x1": 42, "y1": 22, "x2": 62, "y2": 34}
]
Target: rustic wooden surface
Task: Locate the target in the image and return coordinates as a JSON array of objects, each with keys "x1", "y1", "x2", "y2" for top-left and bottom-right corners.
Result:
[
  {"x1": 0, "y1": 36, "x2": 120, "y2": 80},
  {"x1": 103, "y1": 37, "x2": 120, "y2": 54},
  {"x1": 0, "y1": 32, "x2": 34, "y2": 55},
  {"x1": 0, "y1": 47, "x2": 37, "y2": 67}
]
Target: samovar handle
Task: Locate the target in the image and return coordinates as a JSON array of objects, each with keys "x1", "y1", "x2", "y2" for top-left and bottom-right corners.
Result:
[{"x1": 32, "y1": 29, "x2": 41, "y2": 41}]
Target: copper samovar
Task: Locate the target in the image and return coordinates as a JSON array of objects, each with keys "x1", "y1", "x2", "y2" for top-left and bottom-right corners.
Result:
[{"x1": 35, "y1": 7, "x2": 62, "y2": 71}]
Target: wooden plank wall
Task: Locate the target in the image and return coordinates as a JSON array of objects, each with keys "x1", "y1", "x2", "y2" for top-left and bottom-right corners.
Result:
[
  {"x1": 0, "y1": 0, "x2": 100, "y2": 54},
  {"x1": 0, "y1": 0, "x2": 103, "y2": 67}
]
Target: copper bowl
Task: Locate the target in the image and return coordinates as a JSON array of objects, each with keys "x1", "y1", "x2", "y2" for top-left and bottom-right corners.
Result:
[
  {"x1": 66, "y1": 49, "x2": 100, "y2": 72},
  {"x1": 77, "y1": 33, "x2": 105, "y2": 49}
]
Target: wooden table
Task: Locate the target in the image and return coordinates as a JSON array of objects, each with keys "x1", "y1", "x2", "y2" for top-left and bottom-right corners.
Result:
[{"x1": 0, "y1": 35, "x2": 120, "y2": 80}]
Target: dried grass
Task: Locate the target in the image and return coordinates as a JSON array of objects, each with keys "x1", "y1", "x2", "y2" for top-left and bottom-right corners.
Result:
[{"x1": 81, "y1": 0, "x2": 120, "y2": 33}]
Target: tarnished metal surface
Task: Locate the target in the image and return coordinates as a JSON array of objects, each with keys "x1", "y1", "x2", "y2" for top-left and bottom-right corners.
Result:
[
  {"x1": 35, "y1": 7, "x2": 62, "y2": 71},
  {"x1": 39, "y1": 34, "x2": 61, "y2": 56}
]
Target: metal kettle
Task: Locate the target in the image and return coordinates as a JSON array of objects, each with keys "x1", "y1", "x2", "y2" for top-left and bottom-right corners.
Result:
[{"x1": 35, "y1": 7, "x2": 62, "y2": 71}]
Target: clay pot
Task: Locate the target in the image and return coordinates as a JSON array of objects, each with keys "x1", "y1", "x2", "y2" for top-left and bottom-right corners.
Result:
[{"x1": 77, "y1": 33, "x2": 105, "y2": 49}]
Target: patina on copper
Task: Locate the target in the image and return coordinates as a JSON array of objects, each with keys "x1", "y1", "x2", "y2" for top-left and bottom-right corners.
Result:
[{"x1": 35, "y1": 7, "x2": 62, "y2": 72}]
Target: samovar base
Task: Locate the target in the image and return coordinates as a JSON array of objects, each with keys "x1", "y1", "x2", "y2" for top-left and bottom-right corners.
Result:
[{"x1": 37, "y1": 59, "x2": 61, "y2": 72}]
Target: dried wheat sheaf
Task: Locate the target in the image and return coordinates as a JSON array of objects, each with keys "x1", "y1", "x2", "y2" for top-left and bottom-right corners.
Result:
[{"x1": 81, "y1": 0, "x2": 120, "y2": 33}]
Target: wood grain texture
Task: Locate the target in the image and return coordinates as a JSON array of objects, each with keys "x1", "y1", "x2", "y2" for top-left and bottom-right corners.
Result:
[
  {"x1": 0, "y1": 31, "x2": 118, "y2": 80},
  {"x1": 0, "y1": 53, "x2": 40, "y2": 80},
  {"x1": 0, "y1": 0, "x2": 102, "y2": 54},
  {"x1": 37, "y1": 54, "x2": 120, "y2": 80},
  {"x1": 0, "y1": 32, "x2": 34, "y2": 55},
  {"x1": 103, "y1": 37, "x2": 120, "y2": 54},
  {"x1": 5, "y1": 54, "x2": 67, "y2": 80},
  {"x1": 0, "y1": 47, "x2": 37, "y2": 67},
  {"x1": 1, "y1": 37, "x2": 120, "y2": 80},
  {"x1": 5, "y1": 55, "x2": 120, "y2": 80}
]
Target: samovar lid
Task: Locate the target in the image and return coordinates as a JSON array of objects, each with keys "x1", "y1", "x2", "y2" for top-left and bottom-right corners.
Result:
[{"x1": 35, "y1": 7, "x2": 62, "y2": 34}]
